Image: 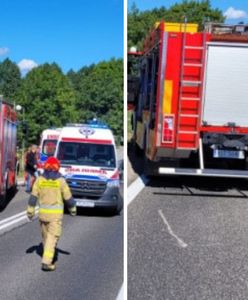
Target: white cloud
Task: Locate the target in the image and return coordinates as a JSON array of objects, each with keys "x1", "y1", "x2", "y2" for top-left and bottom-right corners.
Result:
[
  {"x1": 224, "y1": 7, "x2": 247, "y2": 19},
  {"x1": 0, "y1": 47, "x2": 9, "y2": 56},
  {"x1": 18, "y1": 59, "x2": 38, "y2": 73}
]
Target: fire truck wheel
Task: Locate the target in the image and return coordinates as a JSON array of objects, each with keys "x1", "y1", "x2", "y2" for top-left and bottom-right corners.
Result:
[
  {"x1": 143, "y1": 156, "x2": 157, "y2": 177},
  {"x1": 134, "y1": 142, "x2": 143, "y2": 156},
  {"x1": 14, "y1": 163, "x2": 19, "y2": 191},
  {"x1": 0, "y1": 179, "x2": 8, "y2": 208}
]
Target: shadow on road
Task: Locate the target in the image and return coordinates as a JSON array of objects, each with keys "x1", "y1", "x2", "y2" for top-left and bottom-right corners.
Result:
[
  {"x1": 26, "y1": 243, "x2": 71, "y2": 263},
  {"x1": 128, "y1": 140, "x2": 248, "y2": 197},
  {"x1": 149, "y1": 175, "x2": 248, "y2": 198}
]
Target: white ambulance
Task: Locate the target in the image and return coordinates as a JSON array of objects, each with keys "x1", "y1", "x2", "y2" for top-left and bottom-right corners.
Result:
[
  {"x1": 54, "y1": 121, "x2": 122, "y2": 214},
  {"x1": 38, "y1": 128, "x2": 62, "y2": 170}
]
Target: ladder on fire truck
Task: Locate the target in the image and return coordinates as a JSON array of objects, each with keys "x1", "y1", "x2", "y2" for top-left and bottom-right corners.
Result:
[{"x1": 176, "y1": 19, "x2": 207, "y2": 150}]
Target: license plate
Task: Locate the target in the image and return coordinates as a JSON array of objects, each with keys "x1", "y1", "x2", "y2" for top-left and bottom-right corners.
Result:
[
  {"x1": 213, "y1": 149, "x2": 245, "y2": 159},
  {"x1": 76, "y1": 200, "x2": 95, "y2": 207}
]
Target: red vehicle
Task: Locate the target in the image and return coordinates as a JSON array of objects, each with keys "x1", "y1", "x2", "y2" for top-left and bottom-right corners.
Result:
[
  {"x1": 0, "y1": 100, "x2": 18, "y2": 202},
  {"x1": 130, "y1": 22, "x2": 248, "y2": 177}
]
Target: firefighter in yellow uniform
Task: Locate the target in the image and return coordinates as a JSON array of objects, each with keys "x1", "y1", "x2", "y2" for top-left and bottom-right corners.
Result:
[{"x1": 26, "y1": 157, "x2": 76, "y2": 271}]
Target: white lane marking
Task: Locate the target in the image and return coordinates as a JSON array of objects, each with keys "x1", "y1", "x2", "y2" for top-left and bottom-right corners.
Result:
[
  {"x1": 127, "y1": 175, "x2": 149, "y2": 206},
  {"x1": 116, "y1": 283, "x2": 124, "y2": 300},
  {"x1": 0, "y1": 215, "x2": 28, "y2": 230},
  {"x1": 0, "y1": 208, "x2": 39, "y2": 231},
  {"x1": 158, "y1": 209, "x2": 188, "y2": 248},
  {"x1": 0, "y1": 211, "x2": 26, "y2": 225}
]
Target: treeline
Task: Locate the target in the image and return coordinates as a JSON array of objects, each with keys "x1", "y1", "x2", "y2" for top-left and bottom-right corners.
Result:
[
  {"x1": 128, "y1": 0, "x2": 225, "y2": 50},
  {"x1": 0, "y1": 58, "x2": 123, "y2": 145}
]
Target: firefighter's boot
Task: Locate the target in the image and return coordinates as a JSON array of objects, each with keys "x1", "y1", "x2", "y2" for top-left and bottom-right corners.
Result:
[{"x1": 41, "y1": 263, "x2": 56, "y2": 271}]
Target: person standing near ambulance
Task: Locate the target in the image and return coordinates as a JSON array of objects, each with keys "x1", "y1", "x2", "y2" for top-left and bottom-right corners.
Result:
[
  {"x1": 26, "y1": 157, "x2": 76, "y2": 271},
  {"x1": 25, "y1": 144, "x2": 38, "y2": 192}
]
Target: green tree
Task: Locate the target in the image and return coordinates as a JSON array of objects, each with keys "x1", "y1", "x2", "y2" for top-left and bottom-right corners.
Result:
[
  {"x1": 67, "y1": 64, "x2": 95, "y2": 92},
  {"x1": 75, "y1": 59, "x2": 123, "y2": 140},
  {"x1": 16, "y1": 63, "x2": 78, "y2": 144},
  {"x1": 0, "y1": 58, "x2": 21, "y2": 102},
  {"x1": 128, "y1": 1, "x2": 225, "y2": 50}
]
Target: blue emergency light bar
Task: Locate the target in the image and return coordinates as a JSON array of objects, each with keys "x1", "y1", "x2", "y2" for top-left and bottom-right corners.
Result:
[
  {"x1": 87, "y1": 120, "x2": 109, "y2": 129},
  {"x1": 66, "y1": 119, "x2": 109, "y2": 129}
]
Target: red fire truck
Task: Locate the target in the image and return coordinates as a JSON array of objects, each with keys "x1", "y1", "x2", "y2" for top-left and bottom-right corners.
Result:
[
  {"x1": 130, "y1": 22, "x2": 248, "y2": 177},
  {"x1": 0, "y1": 100, "x2": 18, "y2": 203},
  {"x1": 128, "y1": 50, "x2": 143, "y2": 111}
]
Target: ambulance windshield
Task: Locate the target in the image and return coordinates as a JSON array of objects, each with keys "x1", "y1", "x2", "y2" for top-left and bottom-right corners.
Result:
[{"x1": 57, "y1": 142, "x2": 116, "y2": 168}]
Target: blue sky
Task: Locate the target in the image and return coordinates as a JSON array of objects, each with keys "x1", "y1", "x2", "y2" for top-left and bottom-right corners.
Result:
[
  {"x1": 128, "y1": 0, "x2": 248, "y2": 23},
  {"x1": 0, "y1": 0, "x2": 123, "y2": 74}
]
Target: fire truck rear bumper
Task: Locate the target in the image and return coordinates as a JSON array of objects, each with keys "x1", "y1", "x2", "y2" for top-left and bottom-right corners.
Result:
[{"x1": 159, "y1": 167, "x2": 248, "y2": 178}]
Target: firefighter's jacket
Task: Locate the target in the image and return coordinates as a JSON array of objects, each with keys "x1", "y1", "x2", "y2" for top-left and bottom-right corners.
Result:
[{"x1": 27, "y1": 171, "x2": 76, "y2": 221}]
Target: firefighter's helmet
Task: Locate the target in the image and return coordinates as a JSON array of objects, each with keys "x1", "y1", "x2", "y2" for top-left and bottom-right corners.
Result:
[{"x1": 44, "y1": 157, "x2": 60, "y2": 171}]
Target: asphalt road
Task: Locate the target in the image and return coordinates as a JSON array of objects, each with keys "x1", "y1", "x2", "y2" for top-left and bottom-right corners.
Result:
[
  {"x1": 128, "y1": 176, "x2": 248, "y2": 300},
  {"x1": 0, "y1": 186, "x2": 123, "y2": 300}
]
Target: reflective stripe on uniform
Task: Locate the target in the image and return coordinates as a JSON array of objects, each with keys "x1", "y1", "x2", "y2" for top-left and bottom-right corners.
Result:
[
  {"x1": 39, "y1": 209, "x2": 63, "y2": 214},
  {"x1": 39, "y1": 204, "x2": 64, "y2": 214},
  {"x1": 43, "y1": 249, "x2": 54, "y2": 259}
]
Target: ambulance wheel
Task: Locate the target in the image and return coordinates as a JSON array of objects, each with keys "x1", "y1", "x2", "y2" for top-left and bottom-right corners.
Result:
[{"x1": 114, "y1": 197, "x2": 123, "y2": 215}]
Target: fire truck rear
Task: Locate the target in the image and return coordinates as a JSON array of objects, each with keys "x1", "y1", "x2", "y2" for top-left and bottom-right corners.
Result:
[
  {"x1": 0, "y1": 100, "x2": 17, "y2": 203},
  {"x1": 131, "y1": 22, "x2": 248, "y2": 177}
]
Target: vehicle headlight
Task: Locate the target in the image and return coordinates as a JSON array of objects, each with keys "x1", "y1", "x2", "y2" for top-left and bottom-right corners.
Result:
[{"x1": 107, "y1": 179, "x2": 120, "y2": 187}]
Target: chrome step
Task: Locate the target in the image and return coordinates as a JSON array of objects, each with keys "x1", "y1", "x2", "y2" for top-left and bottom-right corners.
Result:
[
  {"x1": 181, "y1": 97, "x2": 200, "y2": 101},
  {"x1": 179, "y1": 114, "x2": 199, "y2": 117},
  {"x1": 183, "y1": 63, "x2": 203, "y2": 67},
  {"x1": 181, "y1": 80, "x2": 202, "y2": 87},
  {"x1": 176, "y1": 147, "x2": 197, "y2": 150},
  {"x1": 185, "y1": 46, "x2": 204, "y2": 50},
  {"x1": 178, "y1": 131, "x2": 198, "y2": 134}
]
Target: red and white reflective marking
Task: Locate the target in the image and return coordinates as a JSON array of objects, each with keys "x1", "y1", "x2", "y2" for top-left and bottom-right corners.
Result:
[{"x1": 61, "y1": 137, "x2": 112, "y2": 144}]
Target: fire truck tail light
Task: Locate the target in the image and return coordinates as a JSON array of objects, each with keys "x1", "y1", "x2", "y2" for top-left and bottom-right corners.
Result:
[{"x1": 162, "y1": 115, "x2": 174, "y2": 143}]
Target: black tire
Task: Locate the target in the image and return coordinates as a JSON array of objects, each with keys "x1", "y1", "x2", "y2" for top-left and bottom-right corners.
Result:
[
  {"x1": 134, "y1": 142, "x2": 143, "y2": 156},
  {"x1": 143, "y1": 156, "x2": 155, "y2": 176},
  {"x1": 114, "y1": 197, "x2": 123, "y2": 215},
  {"x1": 143, "y1": 134, "x2": 157, "y2": 177},
  {"x1": 0, "y1": 178, "x2": 8, "y2": 209}
]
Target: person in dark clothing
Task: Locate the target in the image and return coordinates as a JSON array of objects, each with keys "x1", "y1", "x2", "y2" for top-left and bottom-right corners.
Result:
[{"x1": 25, "y1": 145, "x2": 38, "y2": 192}]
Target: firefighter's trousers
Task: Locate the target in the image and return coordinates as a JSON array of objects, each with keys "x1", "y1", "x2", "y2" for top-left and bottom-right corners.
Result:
[{"x1": 39, "y1": 219, "x2": 62, "y2": 265}]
